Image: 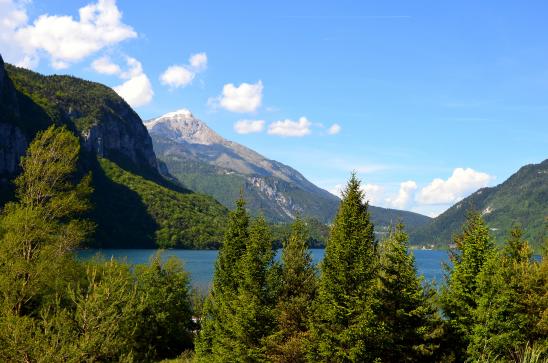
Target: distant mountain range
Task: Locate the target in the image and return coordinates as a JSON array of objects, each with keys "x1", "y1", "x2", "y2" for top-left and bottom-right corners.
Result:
[
  {"x1": 410, "y1": 159, "x2": 548, "y2": 251},
  {"x1": 146, "y1": 109, "x2": 432, "y2": 231}
]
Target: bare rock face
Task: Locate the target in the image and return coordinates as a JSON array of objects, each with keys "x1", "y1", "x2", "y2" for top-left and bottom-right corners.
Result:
[
  {"x1": 81, "y1": 106, "x2": 157, "y2": 170},
  {"x1": 0, "y1": 123, "x2": 27, "y2": 175}
]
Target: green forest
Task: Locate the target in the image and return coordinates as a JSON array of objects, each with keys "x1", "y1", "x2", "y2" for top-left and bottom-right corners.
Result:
[{"x1": 0, "y1": 126, "x2": 546, "y2": 362}]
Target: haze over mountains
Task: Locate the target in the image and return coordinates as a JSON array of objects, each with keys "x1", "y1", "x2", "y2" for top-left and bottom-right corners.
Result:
[{"x1": 146, "y1": 109, "x2": 432, "y2": 230}]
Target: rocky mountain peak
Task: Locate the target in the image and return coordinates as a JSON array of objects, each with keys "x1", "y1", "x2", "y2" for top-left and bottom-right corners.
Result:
[{"x1": 145, "y1": 109, "x2": 223, "y2": 145}]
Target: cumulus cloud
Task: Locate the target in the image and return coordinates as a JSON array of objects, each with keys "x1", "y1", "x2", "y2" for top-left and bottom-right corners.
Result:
[
  {"x1": 160, "y1": 65, "x2": 195, "y2": 88},
  {"x1": 234, "y1": 120, "x2": 265, "y2": 134},
  {"x1": 91, "y1": 55, "x2": 122, "y2": 75},
  {"x1": 159, "y1": 52, "x2": 208, "y2": 89},
  {"x1": 268, "y1": 117, "x2": 312, "y2": 137},
  {"x1": 327, "y1": 123, "x2": 341, "y2": 135},
  {"x1": 329, "y1": 182, "x2": 385, "y2": 204},
  {"x1": 387, "y1": 180, "x2": 418, "y2": 209},
  {"x1": 416, "y1": 168, "x2": 493, "y2": 205},
  {"x1": 113, "y1": 57, "x2": 153, "y2": 107},
  {"x1": 189, "y1": 52, "x2": 207, "y2": 71},
  {"x1": 211, "y1": 81, "x2": 263, "y2": 113},
  {"x1": 0, "y1": 0, "x2": 136, "y2": 69}
]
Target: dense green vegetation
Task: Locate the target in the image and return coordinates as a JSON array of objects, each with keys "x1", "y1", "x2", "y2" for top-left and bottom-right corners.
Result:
[
  {"x1": 411, "y1": 159, "x2": 548, "y2": 252},
  {"x1": 93, "y1": 158, "x2": 226, "y2": 249},
  {"x1": 1, "y1": 61, "x2": 229, "y2": 249},
  {"x1": 0, "y1": 127, "x2": 546, "y2": 362}
]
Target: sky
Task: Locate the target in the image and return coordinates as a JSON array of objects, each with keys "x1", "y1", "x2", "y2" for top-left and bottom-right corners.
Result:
[{"x1": 1, "y1": 0, "x2": 547, "y2": 217}]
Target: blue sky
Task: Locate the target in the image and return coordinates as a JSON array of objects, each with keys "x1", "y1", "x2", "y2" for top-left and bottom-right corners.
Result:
[{"x1": 1, "y1": 0, "x2": 547, "y2": 216}]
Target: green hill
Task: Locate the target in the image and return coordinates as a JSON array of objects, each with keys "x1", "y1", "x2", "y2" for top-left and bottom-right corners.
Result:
[
  {"x1": 0, "y1": 55, "x2": 227, "y2": 248},
  {"x1": 410, "y1": 159, "x2": 548, "y2": 251}
]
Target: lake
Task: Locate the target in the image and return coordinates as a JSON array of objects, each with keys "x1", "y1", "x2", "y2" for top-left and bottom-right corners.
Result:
[{"x1": 77, "y1": 249, "x2": 450, "y2": 289}]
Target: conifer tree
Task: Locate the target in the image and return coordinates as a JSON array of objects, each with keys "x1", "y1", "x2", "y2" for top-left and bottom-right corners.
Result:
[
  {"x1": 228, "y1": 215, "x2": 278, "y2": 361},
  {"x1": 267, "y1": 216, "x2": 317, "y2": 363},
  {"x1": 309, "y1": 173, "x2": 383, "y2": 362},
  {"x1": 377, "y1": 223, "x2": 443, "y2": 362},
  {"x1": 195, "y1": 195, "x2": 250, "y2": 361},
  {"x1": 470, "y1": 226, "x2": 547, "y2": 360},
  {"x1": 440, "y1": 210, "x2": 494, "y2": 361}
]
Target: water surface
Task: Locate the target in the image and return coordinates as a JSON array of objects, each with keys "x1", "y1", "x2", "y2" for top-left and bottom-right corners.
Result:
[{"x1": 77, "y1": 249, "x2": 450, "y2": 289}]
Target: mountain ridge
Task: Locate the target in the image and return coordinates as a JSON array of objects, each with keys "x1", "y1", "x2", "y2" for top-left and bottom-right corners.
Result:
[
  {"x1": 146, "y1": 109, "x2": 432, "y2": 230},
  {"x1": 410, "y1": 159, "x2": 548, "y2": 251}
]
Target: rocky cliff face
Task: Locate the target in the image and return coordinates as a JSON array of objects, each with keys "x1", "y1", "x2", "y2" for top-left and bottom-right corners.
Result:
[{"x1": 0, "y1": 57, "x2": 157, "y2": 176}]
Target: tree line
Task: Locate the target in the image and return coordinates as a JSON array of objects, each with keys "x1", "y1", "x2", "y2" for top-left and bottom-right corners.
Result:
[{"x1": 0, "y1": 126, "x2": 546, "y2": 362}]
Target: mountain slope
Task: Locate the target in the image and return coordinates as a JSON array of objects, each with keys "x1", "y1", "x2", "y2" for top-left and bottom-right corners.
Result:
[
  {"x1": 410, "y1": 159, "x2": 548, "y2": 251},
  {"x1": 147, "y1": 109, "x2": 431, "y2": 230},
  {"x1": 0, "y1": 56, "x2": 227, "y2": 248}
]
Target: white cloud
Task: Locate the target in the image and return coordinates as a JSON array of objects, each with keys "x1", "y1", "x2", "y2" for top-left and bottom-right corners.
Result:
[
  {"x1": 91, "y1": 55, "x2": 121, "y2": 75},
  {"x1": 113, "y1": 57, "x2": 153, "y2": 107},
  {"x1": 362, "y1": 183, "x2": 385, "y2": 204},
  {"x1": 329, "y1": 182, "x2": 384, "y2": 205},
  {"x1": 1, "y1": 0, "x2": 136, "y2": 69},
  {"x1": 387, "y1": 180, "x2": 418, "y2": 209},
  {"x1": 234, "y1": 119, "x2": 265, "y2": 134},
  {"x1": 268, "y1": 117, "x2": 312, "y2": 137},
  {"x1": 160, "y1": 65, "x2": 195, "y2": 88},
  {"x1": 215, "y1": 81, "x2": 263, "y2": 113},
  {"x1": 416, "y1": 167, "x2": 493, "y2": 205},
  {"x1": 159, "y1": 52, "x2": 208, "y2": 89},
  {"x1": 189, "y1": 52, "x2": 207, "y2": 71},
  {"x1": 327, "y1": 123, "x2": 341, "y2": 135}
]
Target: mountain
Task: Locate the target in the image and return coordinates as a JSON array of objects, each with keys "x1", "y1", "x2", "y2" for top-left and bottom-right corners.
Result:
[
  {"x1": 410, "y1": 159, "x2": 548, "y2": 251},
  {"x1": 146, "y1": 109, "x2": 432, "y2": 231},
  {"x1": 0, "y1": 56, "x2": 227, "y2": 248}
]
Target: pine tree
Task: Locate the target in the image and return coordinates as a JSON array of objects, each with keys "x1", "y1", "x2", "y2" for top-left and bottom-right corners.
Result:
[
  {"x1": 377, "y1": 223, "x2": 443, "y2": 362},
  {"x1": 470, "y1": 226, "x2": 548, "y2": 360},
  {"x1": 267, "y1": 216, "x2": 317, "y2": 363},
  {"x1": 195, "y1": 195, "x2": 250, "y2": 361},
  {"x1": 440, "y1": 210, "x2": 494, "y2": 361},
  {"x1": 309, "y1": 173, "x2": 383, "y2": 362}
]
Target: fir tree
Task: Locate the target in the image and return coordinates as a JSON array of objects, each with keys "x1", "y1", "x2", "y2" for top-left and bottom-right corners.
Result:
[
  {"x1": 377, "y1": 223, "x2": 443, "y2": 362},
  {"x1": 470, "y1": 226, "x2": 547, "y2": 361},
  {"x1": 267, "y1": 216, "x2": 317, "y2": 363},
  {"x1": 195, "y1": 195, "x2": 250, "y2": 361},
  {"x1": 440, "y1": 210, "x2": 494, "y2": 361},
  {"x1": 228, "y1": 215, "x2": 278, "y2": 361},
  {"x1": 309, "y1": 173, "x2": 383, "y2": 362}
]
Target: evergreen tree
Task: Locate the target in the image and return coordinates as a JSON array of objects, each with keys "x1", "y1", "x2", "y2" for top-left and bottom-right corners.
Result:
[
  {"x1": 440, "y1": 210, "x2": 494, "y2": 361},
  {"x1": 228, "y1": 215, "x2": 278, "y2": 361},
  {"x1": 195, "y1": 195, "x2": 250, "y2": 361},
  {"x1": 377, "y1": 223, "x2": 443, "y2": 362},
  {"x1": 267, "y1": 216, "x2": 317, "y2": 363},
  {"x1": 309, "y1": 174, "x2": 383, "y2": 362},
  {"x1": 470, "y1": 226, "x2": 548, "y2": 361}
]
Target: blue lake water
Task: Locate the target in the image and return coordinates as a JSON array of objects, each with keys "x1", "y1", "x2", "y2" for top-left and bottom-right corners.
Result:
[{"x1": 77, "y1": 249, "x2": 450, "y2": 289}]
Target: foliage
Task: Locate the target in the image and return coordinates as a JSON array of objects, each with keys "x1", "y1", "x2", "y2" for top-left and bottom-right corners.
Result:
[
  {"x1": 0, "y1": 125, "x2": 93, "y2": 316},
  {"x1": 411, "y1": 159, "x2": 548, "y2": 252},
  {"x1": 377, "y1": 223, "x2": 444, "y2": 362},
  {"x1": 267, "y1": 217, "x2": 317, "y2": 363},
  {"x1": 440, "y1": 210, "x2": 495, "y2": 361},
  {"x1": 309, "y1": 173, "x2": 383, "y2": 362},
  {"x1": 469, "y1": 226, "x2": 547, "y2": 361},
  {"x1": 94, "y1": 158, "x2": 227, "y2": 249},
  {"x1": 196, "y1": 198, "x2": 279, "y2": 362}
]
